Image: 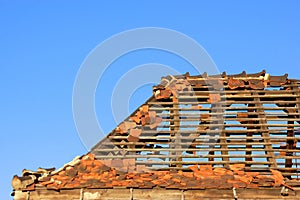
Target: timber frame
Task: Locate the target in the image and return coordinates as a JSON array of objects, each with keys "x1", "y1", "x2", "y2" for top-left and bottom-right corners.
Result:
[
  {"x1": 92, "y1": 70, "x2": 300, "y2": 179},
  {"x1": 12, "y1": 70, "x2": 300, "y2": 200}
]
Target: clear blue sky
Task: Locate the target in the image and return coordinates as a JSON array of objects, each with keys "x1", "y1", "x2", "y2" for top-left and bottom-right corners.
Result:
[{"x1": 1, "y1": 1, "x2": 300, "y2": 199}]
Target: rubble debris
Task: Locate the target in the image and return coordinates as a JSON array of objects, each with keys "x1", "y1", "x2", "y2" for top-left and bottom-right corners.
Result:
[
  {"x1": 128, "y1": 128, "x2": 142, "y2": 142},
  {"x1": 129, "y1": 104, "x2": 162, "y2": 130},
  {"x1": 12, "y1": 154, "x2": 289, "y2": 191},
  {"x1": 117, "y1": 122, "x2": 136, "y2": 134},
  {"x1": 12, "y1": 175, "x2": 35, "y2": 190},
  {"x1": 153, "y1": 87, "x2": 172, "y2": 100}
]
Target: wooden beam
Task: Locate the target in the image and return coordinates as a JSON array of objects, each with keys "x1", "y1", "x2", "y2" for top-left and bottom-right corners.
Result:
[
  {"x1": 245, "y1": 102, "x2": 255, "y2": 168},
  {"x1": 14, "y1": 188, "x2": 300, "y2": 200},
  {"x1": 93, "y1": 148, "x2": 300, "y2": 153},
  {"x1": 169, "y1": 101, "x2": 182, "y2": 168},
  {"x1": 285, "y1": 87, "x2": 299, "y2": 178}
]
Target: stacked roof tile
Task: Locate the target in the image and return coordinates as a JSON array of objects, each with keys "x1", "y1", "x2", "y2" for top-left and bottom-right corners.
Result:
[{"x1": 12, "y1": 153, "x2": 290, "y2": 191}]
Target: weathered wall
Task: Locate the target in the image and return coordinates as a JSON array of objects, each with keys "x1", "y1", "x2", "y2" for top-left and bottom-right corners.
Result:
[{"x1": 13, "y1": 188, "x2": 300, "y2": 200}]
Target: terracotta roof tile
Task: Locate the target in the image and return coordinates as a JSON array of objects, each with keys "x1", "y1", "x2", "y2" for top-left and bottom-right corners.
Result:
[{"x1": 12, "y1": 153, "x2": 293, "y2": 192}]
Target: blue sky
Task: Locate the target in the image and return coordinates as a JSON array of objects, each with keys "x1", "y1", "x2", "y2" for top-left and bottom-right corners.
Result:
[{"x1": 1, "y1": 1, "x2": 300, "y2": 199}]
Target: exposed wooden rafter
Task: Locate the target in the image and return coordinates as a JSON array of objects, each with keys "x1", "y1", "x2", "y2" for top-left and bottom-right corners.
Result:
[{"x1": 90, "y1": 71, "x2": 300, "y2": 179}]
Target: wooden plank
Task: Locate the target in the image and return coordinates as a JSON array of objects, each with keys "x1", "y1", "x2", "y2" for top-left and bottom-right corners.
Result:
[
  {"x1": 134, "y1": 160, "x2": 272, "y2": 165},
  {"x1": 186, "y1": 84, "x2": 300, "y2": 90},
  {"x1": 95, "y1": 154, "x2": 270, "y2": 158},
  {"x1": 109, "y1": 133, "x2": 299, "y2": 141},
  {"x1": 175, "y1": 94, "x2": 300, "y2": 99},
  {"x1": 160, "y1": 118, "x2": 300, "y2": 122},
  {"x1": 94, "y1": 147, "x2": 300, "y2": 152},
  {"x1": 236, "y1": 188, "x2": 298, "y2": 199},
  {"x1": 108, "y1": 128, "x2": 299, "y2": 137},
  {"x1": 158, "y1": 114, "x2": 297, "y2": 119},
  {"x1": 149, "y1": 100, "x2": 300, "y2": 108},
  {"x1": 152, "y1": 123, "x2": 300, "y2": 128},
  {"x1": 176, "y1": 88, "x2": 300, "y2": 95},
  {"x1": 100, "y1": 141, "x2": 290, "y2": 146},
  {"x1": 100, "y1": 139, "x2": 300, "y2": 146},
  {"x1": 84, "y1": 188, "x2": 131, "y2": 199},
  {"x1": 25, "y1": 189, "x2": 131, "y2": 200},
  {"x1": 149, "y1": 101, "x2": 299, "y2": 110},
  {"x1": 184, "y1": 189, "x2": 234, "y2": 199},
  {"x1": 133, "y1": 189, "x2": 182, "y2": 200},
  {"x1": 93, "y1": 154, "x2": 300, "y2": 159}
]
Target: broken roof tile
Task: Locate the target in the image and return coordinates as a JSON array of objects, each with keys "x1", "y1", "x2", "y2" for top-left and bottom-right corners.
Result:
[{"x1": 12, "y1": 153, "x2": 295, "y2": 193}]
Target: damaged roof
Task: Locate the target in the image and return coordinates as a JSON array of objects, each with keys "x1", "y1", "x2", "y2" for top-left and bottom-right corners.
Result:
[
  {"x1": 92, "y1": 70, "x2": 300, "y2": 176},
  {"x1": 12, "y1": 70, "x2": 300, "y2": 198}
]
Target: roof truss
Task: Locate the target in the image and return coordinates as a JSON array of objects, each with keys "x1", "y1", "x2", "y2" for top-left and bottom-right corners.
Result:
[{"x1": 91, "y1": 70, "x2": 300, "y2": 179}]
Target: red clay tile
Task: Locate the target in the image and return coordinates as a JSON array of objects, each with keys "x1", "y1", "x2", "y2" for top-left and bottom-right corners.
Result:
[
  {"x1": 188, "y1": 164, "x2": 199, "y2": 172},
  {"x1": 229, "y1": 164, "x2": 245, "y2": 171},
  {"x1": 213, "y1": 168, "x2": 227, "y2": 176},
  {"x1": 228, "y1": 78, "x2": 245, "y2": 89},
  {"x1": 13, "y1": 153, "x2": 291, "y2": 192}
]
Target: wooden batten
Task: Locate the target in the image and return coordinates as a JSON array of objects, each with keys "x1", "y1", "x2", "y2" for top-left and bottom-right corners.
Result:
[{"x1": 90, "y1": 71, "x2": 300, "y2": 178}]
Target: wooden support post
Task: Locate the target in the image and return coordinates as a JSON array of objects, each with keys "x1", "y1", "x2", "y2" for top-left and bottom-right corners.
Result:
[
  {"x1": 215, "y1": 102, "x2": 228, "y2": 166},
  {"x1": 296, "y1": 88, "x2": 300, "y2": 179},
  {"x1": 208, "y1": 104, "x2": 216, "y2": 162},
  {"x1": 285, "y1": 87, "x2": 298, "y2": 178},
  {"x1": 174, "y1": 102, "x2": 182, "y2": 168},
  {"x1": 246, "y1": 103, "x2": 255, "y2": 169},
  {"x1": 169, "y1": 106, "x2": 175, "y2": 167},
  {"x1": 170, "y1": 100, "x2": 182, "y2": 168},
  {"x1": 286, "y1": 118, "x2": 295, "y2": 179},
  {"x1": 254, "y1": 93, "x2": 277, "y2": 168}
]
